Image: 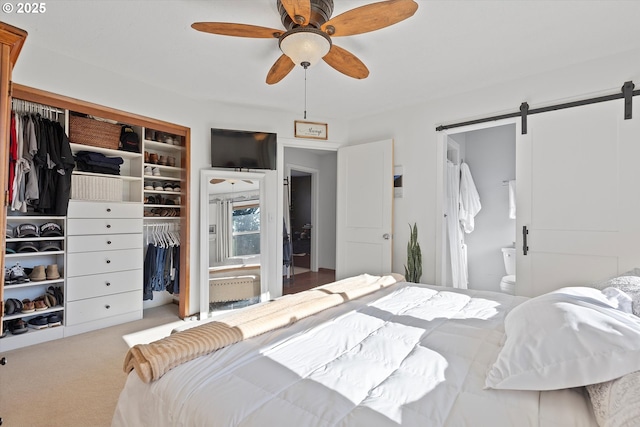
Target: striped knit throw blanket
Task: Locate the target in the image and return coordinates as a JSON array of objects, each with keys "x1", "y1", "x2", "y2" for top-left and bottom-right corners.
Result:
[{"x1": 124, "y1": 273, "x2": 402, "y2": 383}]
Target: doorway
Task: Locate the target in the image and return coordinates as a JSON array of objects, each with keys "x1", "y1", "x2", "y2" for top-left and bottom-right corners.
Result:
[
  {"x1": 438, "y1": 122, "x2": 517, "y2": 293},
  {"x1": 282, "y1": 147, "x2": 337, "y2": 293}
]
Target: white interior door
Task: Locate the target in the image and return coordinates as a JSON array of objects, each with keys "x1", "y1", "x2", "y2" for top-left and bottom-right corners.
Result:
[
  {"x1": 336, "y1": 139, "x2": 393, "y2": 280},
  {"x1": 516, "y1": 97, "x2": 640, "y2": 297}
]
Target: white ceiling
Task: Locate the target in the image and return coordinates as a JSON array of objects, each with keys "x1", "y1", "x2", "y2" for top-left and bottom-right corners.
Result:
[{"x1": 5, "y1": 0, "x2": 640, "y2": 120}]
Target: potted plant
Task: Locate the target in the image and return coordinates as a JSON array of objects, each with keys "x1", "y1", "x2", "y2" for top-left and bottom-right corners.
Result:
[{"x1": 404, "y1": 223, "x2": 422, "y2": 283}]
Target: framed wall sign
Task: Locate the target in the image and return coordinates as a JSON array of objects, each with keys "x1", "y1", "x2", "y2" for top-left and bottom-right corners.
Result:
[{"x1": 294, "y1": 120, "x2": 328, "y2": 140}]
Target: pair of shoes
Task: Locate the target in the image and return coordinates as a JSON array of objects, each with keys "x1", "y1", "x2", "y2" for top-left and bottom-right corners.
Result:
[
  {"x1": 28, "y1": 265, "x2": 58, "y2": 281},
  {"x1": 5, "y1": 263, "x2": 30, "y2": 284},
  {"x1": 4, "y1": 298, "x2": 23, "y2": 315},
  {"x1": 9, "y1": 319, "x2": 27, "y2": 335},
  {"x1": 144, "y1": 166, "x2": 161, "y2": 176},
  {"x1": 27, "y1": 313, "x2": 62, "y2": 329}
]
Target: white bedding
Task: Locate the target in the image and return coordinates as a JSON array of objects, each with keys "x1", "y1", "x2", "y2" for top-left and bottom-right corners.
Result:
[{"x1": 112, "y1": 282, "x2": 597, "y2": 427}]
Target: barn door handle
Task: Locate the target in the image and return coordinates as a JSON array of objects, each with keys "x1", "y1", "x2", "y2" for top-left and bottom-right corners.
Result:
[{"x1": 522, "y1": 226, "x2": 529, "y2": 256}]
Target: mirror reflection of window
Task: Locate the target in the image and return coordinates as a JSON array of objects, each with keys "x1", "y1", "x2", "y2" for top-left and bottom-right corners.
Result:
[{"x1": 231, "y1": 203, "x2": 260, "y2": 257}]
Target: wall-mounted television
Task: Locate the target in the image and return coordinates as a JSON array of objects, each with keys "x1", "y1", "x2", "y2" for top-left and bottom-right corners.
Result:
[{"x1": 210, "y1": 128, "x2": 277, "y2": 170}]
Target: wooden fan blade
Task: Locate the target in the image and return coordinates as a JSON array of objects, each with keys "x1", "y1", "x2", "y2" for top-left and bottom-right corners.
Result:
[
  {"x1": 280, "y1": 0, "x2": 311, "y2": 26},
  {"x1": 321, "y1": 0, "x2": 418, "y2": 37},
  {"x1": 323, "y1": 45, "x2": 369, "y2": 80},
  {"x1": 192, "y1": 22, "x2": 283, "y2": 39},
  {"x1": 266, "y1": 54, "x2": 296, "y2": 85},
  {"x1": 210, "y1": 179, "x2": 226, "y2": 184},
  {"x1": 242, "y1": 180, "x2": 254, "y2": 184}
]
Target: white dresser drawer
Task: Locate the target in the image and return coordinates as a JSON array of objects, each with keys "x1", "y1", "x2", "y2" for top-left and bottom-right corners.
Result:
[
  {"x1": 67, "y1": 269, "x2": 142, "y2": 301},
  {"x1": 67, "y1": 218, "x2": 143, "y2": 236},
  {"x1": 66, "y1": 290, "x2": 143, "y2": 326},
  {"x1": 67, "y1": 248, "x2": 142, "y2": 277},
  {"x1": 68, "y1": 200, "x2": 142, "y2": 219},
  {"x1": 67, "y1": 233, "x2": 142, "y2": 253}
]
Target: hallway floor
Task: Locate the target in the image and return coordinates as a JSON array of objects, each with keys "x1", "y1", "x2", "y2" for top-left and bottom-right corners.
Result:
[{"x1": 283, "y1": 268, "x2": 336, "y2": 295}]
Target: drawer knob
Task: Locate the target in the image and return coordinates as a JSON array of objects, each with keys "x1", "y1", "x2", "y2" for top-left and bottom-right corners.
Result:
[
  {"x1": 106, "y1": 259, "x2": 111, "y2": 264},
  {"x1": 106, "y1": 224, "x2": 111, "y2": 229},
  {"x1": 107, "y1": 240, "x2": 112, "y2": 245},
  {"x1": 106, "y1": 208, "x2": 112, "y2": 212},
  {"x1": 106, "y1": 282, "x2": 111, "y2": 286},
  {"x1": 105, "y1": 305, "x2": 111, "y2": 309}
]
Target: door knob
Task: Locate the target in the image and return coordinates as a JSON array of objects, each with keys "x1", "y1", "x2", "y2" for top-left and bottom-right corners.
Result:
[{"x1": 383, "y1": 233, "x2": 390, "y2": 240}]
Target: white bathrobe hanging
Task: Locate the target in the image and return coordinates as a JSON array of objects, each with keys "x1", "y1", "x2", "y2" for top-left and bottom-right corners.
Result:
[{"x1": 459, "y1": 162, "x2": 481, "y2": 233}]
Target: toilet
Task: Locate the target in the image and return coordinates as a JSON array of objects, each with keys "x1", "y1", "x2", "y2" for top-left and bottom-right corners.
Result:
[{"x1": 500, "y1": 247, "x2": 516, "y2": 294}]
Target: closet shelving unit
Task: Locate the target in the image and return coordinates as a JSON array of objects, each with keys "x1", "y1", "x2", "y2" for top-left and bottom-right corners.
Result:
[
  {"x1": 3, "y1": 215, "x2": 66, "y2": 350},
  {"x1": 1, "y1": 84, "x2": 192, "y2": 351},
  {"x1": 143, "y1": 131, "x2": 185, "y2": 220}
]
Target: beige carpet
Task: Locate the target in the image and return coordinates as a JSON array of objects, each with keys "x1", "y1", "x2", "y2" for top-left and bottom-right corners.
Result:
[{"x1": 0, "y1": 304, "x2": 184, "y2": 427}]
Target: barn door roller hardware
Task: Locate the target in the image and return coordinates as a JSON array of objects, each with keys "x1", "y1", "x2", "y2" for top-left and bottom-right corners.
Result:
[{"x1": 436, "y1": 80, "x2": 639, "y2": 134}]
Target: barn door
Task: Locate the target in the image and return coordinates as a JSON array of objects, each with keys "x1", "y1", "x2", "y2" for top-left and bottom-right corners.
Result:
[{"x1": 516, "y1": 97, "x2": 640, "y2": 297}]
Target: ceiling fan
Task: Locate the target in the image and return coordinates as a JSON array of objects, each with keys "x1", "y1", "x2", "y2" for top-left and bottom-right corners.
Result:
[{"x1": 192, "y1": 0, "x2": 418, "y2": 84}]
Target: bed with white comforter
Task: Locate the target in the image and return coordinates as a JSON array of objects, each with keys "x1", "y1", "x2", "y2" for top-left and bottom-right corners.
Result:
[{"x1": 113, "y1": 274, "x2": 640, "y2": 427}]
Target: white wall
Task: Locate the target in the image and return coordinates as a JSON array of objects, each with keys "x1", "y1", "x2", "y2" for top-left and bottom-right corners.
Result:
[
  {"x1": 11, "y1": 43, "x2": 349, "y2": 315},
  {"x1": 348, "y1": 46, "x2": 640, "y2": 295}
]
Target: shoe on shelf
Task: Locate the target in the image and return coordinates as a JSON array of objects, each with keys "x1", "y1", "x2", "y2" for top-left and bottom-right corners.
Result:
[
  {"x1": 1, "y1": 321, "x2": 8, "y2": 338},
  {"x1": 164, "y1": 183, "x2": 174, "y2": 192},
  {"x1": 34, "y1": 299, "x2": 48, "y2": 311},
  {"x1": 28, "y1": 316, "x2": 48, "y2": 330},
  {"x1": 173, "y1": 185, "x2": 181, "y2": 192},
  {"x1": 144, "y1": 166, "x2": 153, "y2": 176},
  {"x1": 9, "y1": 319, "x2": 28, "y2": 335},
  {"x1": 29, "y1": 265, "x2": 46, "y2": 281},
  {"x1": 46, "y1": 264, "x2": 61, "y2": 280},
  {"x1": 21, "y1": 299, "x2": 35, "y2": 313},
  {"x1": 149, "y1": 153, "x2": 158, "y2": 164},
  {"x1": 43, "y1": 293, "x2": 57, "y2": 308},
  {"x1": 47, "y1": 313, "x2": 62, "y2": 327},
  {"x1": 7, "y1": 263, "x2": 30, "y2": 284},
  {"x1": 144, "y1": 182, "x2": 154, "y2": 190},
  {"x1": 4, "y1": 298, "x2": 16, "y2": 315},
  {"x1": 152, "y1": 167, "x2": 161, "y2": 176},
  {"x1": 154, "y1": 182, "x2": 164, "y2": 191}
]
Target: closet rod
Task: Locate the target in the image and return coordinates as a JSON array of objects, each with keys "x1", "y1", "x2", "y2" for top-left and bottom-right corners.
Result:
[
  {"x1": 11, "y1": 98, "x2": 65, "y2": 114},
  {"x1": 436, "y1": 81, "x2": 639, "y2": 133}
]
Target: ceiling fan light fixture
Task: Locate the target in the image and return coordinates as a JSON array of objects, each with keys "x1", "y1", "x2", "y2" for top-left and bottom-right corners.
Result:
[{"x1": 279, "y1": 27, "x2": 331, "y2": 67}]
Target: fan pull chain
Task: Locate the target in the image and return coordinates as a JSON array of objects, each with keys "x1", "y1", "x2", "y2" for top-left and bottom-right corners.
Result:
[{"x1": 302, "y1": 61, "x2": 310, "y2": 119}]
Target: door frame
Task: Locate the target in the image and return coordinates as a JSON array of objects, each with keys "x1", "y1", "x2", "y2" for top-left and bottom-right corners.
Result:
[
  {"x1": 434, "y1": 118, "x2": 518, "y2": 286},
  {"x1": 285, "y1": 164, "x2": 319, "y2": 272}
]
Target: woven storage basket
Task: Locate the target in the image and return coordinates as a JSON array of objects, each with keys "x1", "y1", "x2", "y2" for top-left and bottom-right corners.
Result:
[
  {"x1": 69, "y1": 115, "x2": 121, "y2": 150},
  {"x1": 71, "y1": 175, "x2": 123, "y2": 201}
]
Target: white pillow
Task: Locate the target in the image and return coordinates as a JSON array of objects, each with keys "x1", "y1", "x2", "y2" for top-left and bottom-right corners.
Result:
[
  {"x1": 586, "y1": 370, "x2": 640, "y2": 427},
  {"x1": 597, "y1": 274, "x2": 640, "y2": 317},
  {"x1": 485, "y1": 287, "x2": 640, "y2": 391}
]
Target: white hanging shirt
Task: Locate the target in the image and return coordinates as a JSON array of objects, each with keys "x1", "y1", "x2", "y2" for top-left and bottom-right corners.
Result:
[{"x1": 459, "y1": 162, "x2": 482, "y2": 233}]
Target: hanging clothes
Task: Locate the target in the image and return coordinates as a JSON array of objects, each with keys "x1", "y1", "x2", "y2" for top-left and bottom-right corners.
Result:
[
  {"x1": 459, "y1": 162, "x2": 481, "y2": 234},
  {"x1": 143, "y1": 225, "x2": 181, "y2": 300},
  {"x1": 7, "y1": 108, "x2": 74, "y2": 215},
  {"x1": 508, "y1": 180, "x2": 516, "y2": 219},
  {"x1": 446, "y1": 161, "x2": 468, "y2": 289}
]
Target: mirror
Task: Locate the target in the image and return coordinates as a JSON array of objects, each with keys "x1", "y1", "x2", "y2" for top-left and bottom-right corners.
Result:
[{"x1": 200, "y1": 170, "x2": 266, "y2": 317}]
